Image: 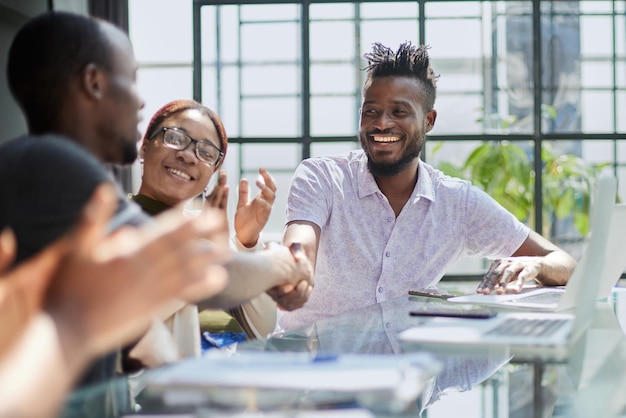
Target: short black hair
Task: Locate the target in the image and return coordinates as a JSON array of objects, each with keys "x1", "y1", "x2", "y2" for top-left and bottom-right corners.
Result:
[
  {"x1": 363, "y1": 42, "x2": 438, "y2": 110},
  {"x1": 7, "y1": 11, "x2": 114, "y2": 133}
]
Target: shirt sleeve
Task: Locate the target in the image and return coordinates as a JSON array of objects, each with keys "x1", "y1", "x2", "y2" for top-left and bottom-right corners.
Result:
[
  {"x1": 463, "y1": 185, "x2": 530, "y2": 259},
  {"x1": 231, "y1": 234, "x2": 266, "y2": 252},
  {"x1": 285, "y1": 158, "x2": 333, "y2": 229}
]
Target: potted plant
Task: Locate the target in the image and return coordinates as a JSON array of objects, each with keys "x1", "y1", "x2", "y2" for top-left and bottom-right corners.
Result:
[{"x1": 430, "y1": 107, "x2": 610, "y2": 244}]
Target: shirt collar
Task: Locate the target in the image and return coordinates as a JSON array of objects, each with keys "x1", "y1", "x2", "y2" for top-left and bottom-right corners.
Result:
[
  {"x1": 356, "y1": 151, "x2": 436, "y2": 203},
  {"x1": 129, "y1": 193, "x2": 172, "y2": 216}
]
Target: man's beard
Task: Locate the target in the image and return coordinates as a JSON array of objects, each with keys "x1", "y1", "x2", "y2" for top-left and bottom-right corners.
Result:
[
  {"x1": 362, "y1": 132, "x2": 424, "y2": 178},
  {"x1": 120, "y1": 139, "x2": 139, "y2": 165}
]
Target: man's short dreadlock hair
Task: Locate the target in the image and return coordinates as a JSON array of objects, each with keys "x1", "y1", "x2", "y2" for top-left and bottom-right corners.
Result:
[{"x1": 363, "y1": 42, "x2": 438, "y2": 111}]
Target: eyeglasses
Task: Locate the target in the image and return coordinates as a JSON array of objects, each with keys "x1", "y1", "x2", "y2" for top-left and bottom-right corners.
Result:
[{"x1": 150, "y1": 126, "x2": 224, "y2": 166}]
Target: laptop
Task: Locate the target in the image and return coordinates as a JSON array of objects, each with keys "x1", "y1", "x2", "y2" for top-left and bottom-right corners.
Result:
[
  {"x1": 447, "y1": 182, "x2": 626, "y2": 312},
  {"x1": 398, "y1": 176, "x2": 617, "y2": 362}
]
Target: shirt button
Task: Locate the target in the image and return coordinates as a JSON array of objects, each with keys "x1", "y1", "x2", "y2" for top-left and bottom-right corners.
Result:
[
  {"x1": 385, "y1": 251, "x2": 390, "y2": 257},
  {"x1": 386, "y1": 216, "x2": 393, "y2": 222},
  {"x1": 378, "y1": 287, "x2": 383, "y2": 293},
  {"x1": 386, "y1": 322, "x2": 391, "y2": 329}
]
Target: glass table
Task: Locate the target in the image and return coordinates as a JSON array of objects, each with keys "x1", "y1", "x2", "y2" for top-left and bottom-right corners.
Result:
[{"x1": 60, "y1": 286, "x2": 626, "y2": 418}]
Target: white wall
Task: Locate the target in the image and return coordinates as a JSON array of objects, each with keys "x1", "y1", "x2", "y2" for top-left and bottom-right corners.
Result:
[{"x1": 0, "y1": 0, "x2": 88, "y2": 144}]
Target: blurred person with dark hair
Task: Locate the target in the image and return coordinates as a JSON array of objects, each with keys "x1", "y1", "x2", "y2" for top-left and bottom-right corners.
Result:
[
  {"x1": 0, "y1": 183, "x2": 230, "y2": 418},
  {"x1": 2, "y1": 10, "x2": 312, "y2": 389}
]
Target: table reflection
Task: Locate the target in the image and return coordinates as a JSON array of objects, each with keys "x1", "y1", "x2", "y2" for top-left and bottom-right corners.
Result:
[{"x1": 59, "y1": 290, "x2": 626, "y2": 417}]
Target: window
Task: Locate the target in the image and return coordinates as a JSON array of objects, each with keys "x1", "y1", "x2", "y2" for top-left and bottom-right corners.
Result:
[{"x1": 129, "y1": 0, "x2": 626, "y2": 276}]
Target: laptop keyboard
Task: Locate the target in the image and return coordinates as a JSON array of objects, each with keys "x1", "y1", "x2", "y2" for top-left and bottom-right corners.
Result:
[
  {"x1": 485, "y1": 318, "x2": 569, "y2": 337},
  {"x1": 506, "y1": 291, "x2": 562, "y2": 305}
]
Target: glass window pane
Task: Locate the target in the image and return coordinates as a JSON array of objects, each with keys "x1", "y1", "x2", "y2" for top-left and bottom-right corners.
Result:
[
  {"x1": 200, "y1": 6, "x2": 217, "y2": 63},
  {"x1": 242, "y1": 143, "x2": 299, "y2": 171},
  {"x1": 580, "y1": 91, "x2": 614, "y2": 132},
  {"x1": 581, "y1": 61, "x2": 614, "y2": 88},
  {"x1": 425, "y1": 1, "x2": 483, "y2": 18},
  {"x1": 241, "y1": 98, "x2": 300, "y2": 137},
  {"x1": 617, "y1": 140, "x2": 626, "y2": 164},
  {"x1": 360, "y1": 21, "x2": 419, "y2": 57},
  {"x1": 242, "y1": 65, "x2": 299, "y2": 95},
  {"x1": 310, "y1": 21, "x2": 355, "y2": 61},
  {"x1": 618, "y1": 91, "x2": 626, "y2": 133},
  {"x1": 262, "y1": 170, "x2": 294, "y2": 241},
  {"x1": 311, "y1": 141, "x2": 359, "y2": 158},
  {"x1": 310, "y1": 3, "x2": 354, "y2": 20},
  {"x1": 580, "y1": 16, "x2": 614, "y2": 57},
  {"x1": 129, "y1": 0, "x2": 192, "y2": 63},
  {"x1": 241, "y1": 22, "x2": 300, "y2": 62},
  {"x1": 580, "y1": 1, "x2": 614, "y2": 14},
  {"x1": 310, "y1": 96, "x2": 356, "y2": 137},
  {"x1": 619, "y1": 63, "x2": 626, "y2": 88},
  {"x1": 137, "y1": 67, "x2": 193, "y2": 134},
  {"x1": 437, "y1": 71, "x2": 483, "y2": 93},
  {"x1": 546, "y1": 139, "x2": 614, "y2": 255},
  {"x1": 360, "y1": 2, "x2": 418, "y2": 19},
  {"x1": 426, "y1": 19, "x2": 483, "y2": 58},
  {"x1": 425, "y1": 140, "x2": 486, "y2": 170},
  {"x1": 202, "y1": 66, "x2": 242, "y2": 137},
  {"x1": 240, "y1": 4, "x2": 299, "y2": 21},
  {"x1": 434, "y1": 95, "x2": 484, "y2": 134},
  {"x1": 201, "y1": 67, "x2": 218, "y2": 110},
  {"x1": 618, "y1": 14, "x2": 625, "y2": 55},
  {"x1": 310, "y1": 64, "x2": 355, "y2": 95},
  {"x1": 582, "y1": 139, "x2": 615, "y2": 165},
  {"x1": 217, "y1": 6, "x2": 241, "y2": 64}
]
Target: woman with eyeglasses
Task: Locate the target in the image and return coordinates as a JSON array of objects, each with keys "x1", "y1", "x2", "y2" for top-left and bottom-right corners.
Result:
[{"x1": 127, "y1": 100, "x2": 290, "y2": 366}]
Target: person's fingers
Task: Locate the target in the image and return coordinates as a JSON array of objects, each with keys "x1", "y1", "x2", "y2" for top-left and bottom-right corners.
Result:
[
  {"x1": 289, "y1": 242, "x2": 315, "y2": 287},
  {"x1": 278, "y1": 288, "x2": 308, "y2": 311},
  {"x1": 269, "y1": 283, "x2": 296, "y2": 296},
  {"x1": 237, "y1": 178, "x2": 249, "y2": 210},
  {"x1": 495, "y1": 265, "x2": 517, "y2": 295},
  {"x1": 505, "y1": 274, "x2": 525, "y2": 293},
  {"x1": 197, "y1": 208, "x2": 231, "y2": 248},
  {"x1": 205, "y1": 171, "x2": 229, "y2": 210},
  {"x1": 0, "y1": 228, "x2": 16, "y2": 273},
  {"x1": 256, "y1": 168, "x2": 277, "y2": 205},
  {"x1": 289, "y1": 242, "x2": 303, "y2": 260},
  {"x1": 217, "y1": 170, "x2": 227, "y2": 186},
  {"x1": 71, "y1": 183, "x2": 118, "y2": 256},
  {"x1": 477, "y1": 259, "x2": 502, "y2": 294},
  {"x1": 294, "y1": 280, "x2": 310, "y2": 299},
  {"x1": 259, "y1": 168, "x2": 277, "y2": 192},
  {"x1": 214, "y1": 185, "x2": 229, "y2": 211}
]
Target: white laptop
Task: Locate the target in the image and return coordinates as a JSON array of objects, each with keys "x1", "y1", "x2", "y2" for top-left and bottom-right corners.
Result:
[
  {"x1": 398, "y1": 176, "x2": 617, "y2": 362},
  {"x1": 447, "y1": 183, "x2": 626, "y2": 311}
]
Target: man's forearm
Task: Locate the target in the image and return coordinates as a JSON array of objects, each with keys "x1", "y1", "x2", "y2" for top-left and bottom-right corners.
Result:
[
  {"x1": 536, "y1": 250, "x2": 577, "y2": 286},
  {"x1": 196, "y1": 250, "x2": 284, "y2": 310}
]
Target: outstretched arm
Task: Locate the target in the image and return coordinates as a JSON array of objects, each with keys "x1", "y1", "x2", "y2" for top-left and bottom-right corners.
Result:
[{"x1": 196, "y1": 241, "x2": 313, "y2": 311}]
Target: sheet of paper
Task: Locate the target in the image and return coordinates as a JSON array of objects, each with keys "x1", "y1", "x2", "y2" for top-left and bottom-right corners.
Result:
[{"x1": 146, "y1": 351, "x2": 437, "y2": 393}]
